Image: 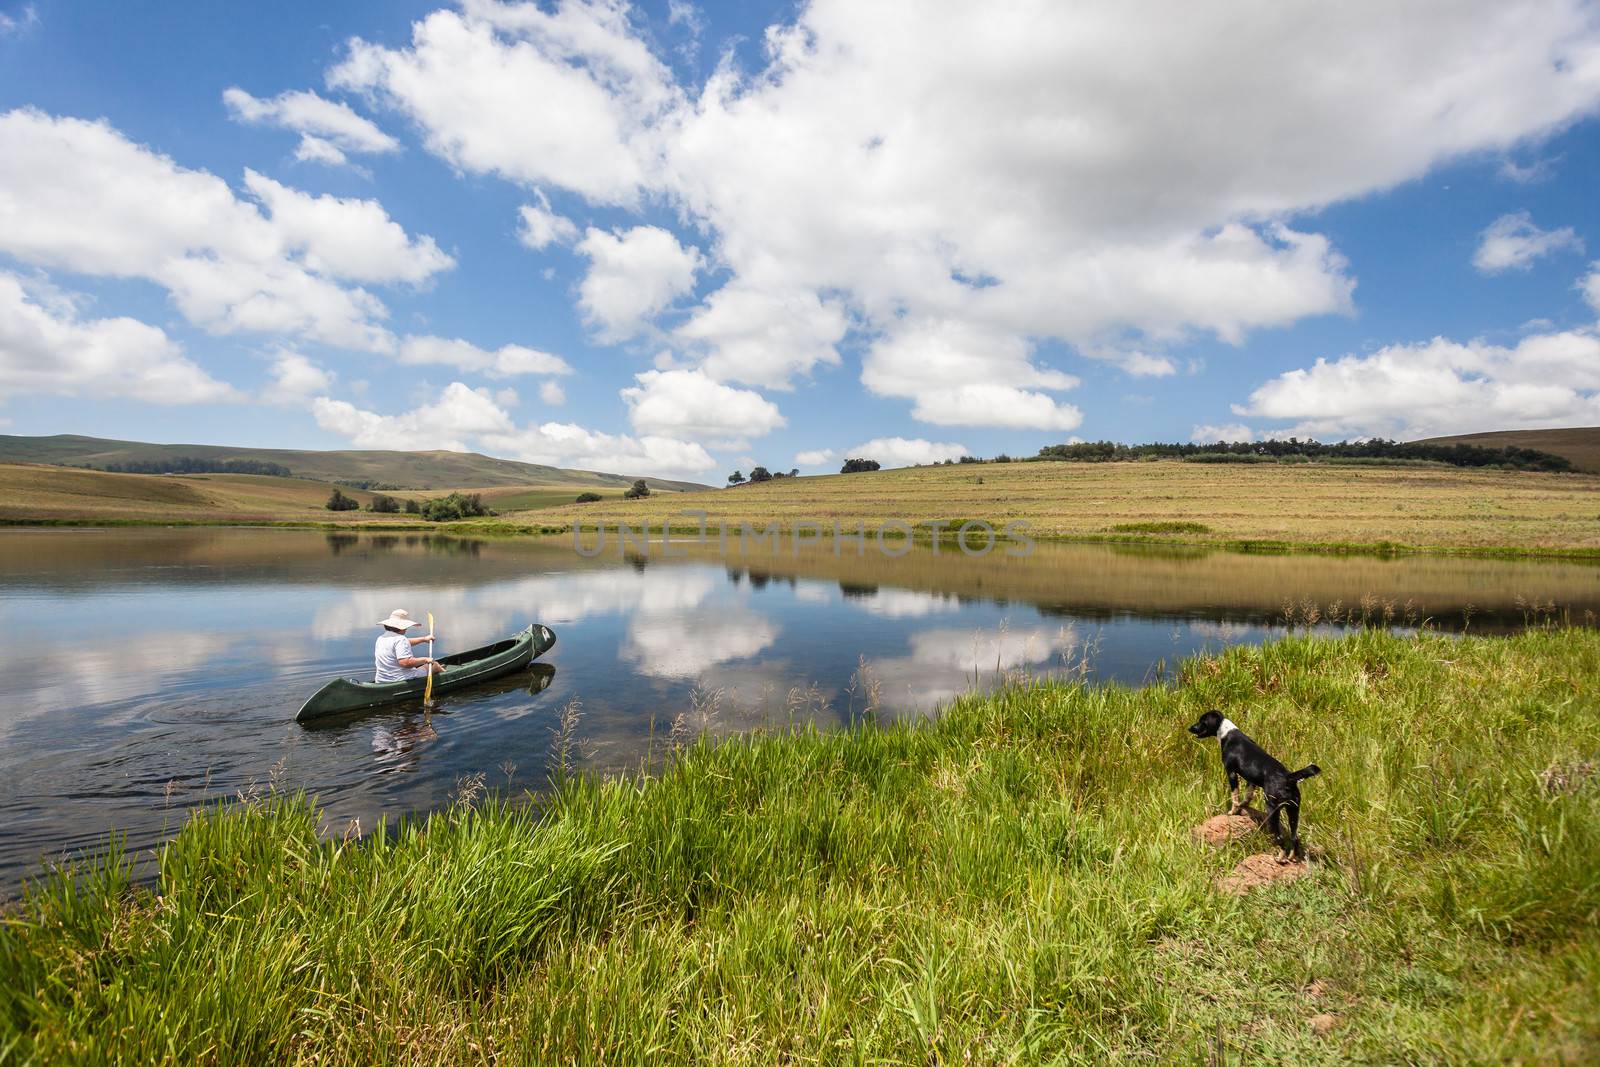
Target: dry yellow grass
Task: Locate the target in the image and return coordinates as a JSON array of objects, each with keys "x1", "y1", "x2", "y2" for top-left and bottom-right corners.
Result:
[
  {"x1": 0, "y1": 464, "x2": 646, "y2": 524},
  {"x1": 0, "y1": 464, "x2": 403, "y2": 522},
  {"x1": 526, "y1": 460, "x2": 1600, "y2": 553}
]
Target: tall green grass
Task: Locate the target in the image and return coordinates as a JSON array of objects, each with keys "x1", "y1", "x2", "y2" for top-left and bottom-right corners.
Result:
[{"x1": 3, "y1": 629, "x2": 1598, "y2": 1063}]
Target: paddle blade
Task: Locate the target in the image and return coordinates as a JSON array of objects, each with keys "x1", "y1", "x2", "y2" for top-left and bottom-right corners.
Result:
[{"x1": 424, "y1": 612, "x2": 436, "y2": 706}]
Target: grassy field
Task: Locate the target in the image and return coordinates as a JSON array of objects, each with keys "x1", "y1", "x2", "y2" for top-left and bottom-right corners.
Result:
[
  {"x1": 2, "y1": 628, "x2": 1597, "y2": 1062},
  {"x1": 532, "y1": 460, "x2": 1600, "y2": 555},
  {"x1": 7, "y1": 456, "x2": 1599, "y2": 559},
  {"x1": 0, "y1": 463, "x2": 636, "y2": 525}
]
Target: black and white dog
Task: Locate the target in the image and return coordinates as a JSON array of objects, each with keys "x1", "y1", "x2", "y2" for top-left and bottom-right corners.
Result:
[{"x1": 1188, "y1": 709, "x2": 1321, "y2": 863}]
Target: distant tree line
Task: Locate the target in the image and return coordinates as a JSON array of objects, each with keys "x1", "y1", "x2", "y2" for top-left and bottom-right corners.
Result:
[
  {"x1": 326, "y1": 489, "x2": 486, "y2": 519},
  {"x1": 727, "y1": 467, "x2": 801, "y2": 485},
  {"x1": 1033, "y1": 438, "x2": 1572, "y2": 471},
  {"x1": 103, "y1": 456, "x2": 292, "y2": 477}
]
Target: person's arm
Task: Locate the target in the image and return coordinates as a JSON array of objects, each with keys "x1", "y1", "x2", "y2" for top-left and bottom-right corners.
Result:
[
  {"x1": 407, "y1": 634, "x2": 432, "y2": 646},
  {"x1": 396, "y1": 654, "x2": 436, "y2": 668}
]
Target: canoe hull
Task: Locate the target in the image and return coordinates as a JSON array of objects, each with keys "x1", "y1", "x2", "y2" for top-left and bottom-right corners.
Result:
[{"x1": 295, "y1": 624, "x2": 556, "y2": 723}]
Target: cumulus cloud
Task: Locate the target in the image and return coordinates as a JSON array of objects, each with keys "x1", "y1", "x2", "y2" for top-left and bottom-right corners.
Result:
[
  {"x1": 516, "y1": 193, "x2": 579, "y2": 249},
  {"x1": 794, "y1": 448, "x2": 836, "y2": 468},
  {"x1": 620, "y1": 367, "x2": 784, "y2": 445},
  {"x1": 261, "y1": 349, "x2": 334, "y2": 405},
  {"x1": 0, "y1": 108, "x2": 445, "y2": 352},
  {"x1": 0, "y1": 272, "x2": 237, "y2": 404},
  {"x1": 1235, "y1": 329, "x2": 1600, "y2": 440},
  {"x1": 538, "y1": 379, "x2": 567, "y2": 405},
  {"x1": 313, "y1": 0, "x2": 1600, "y2": 431},
  {"x1": 313, "y1": 378, "x2": 716, "y2": 476},
  {"x1": 1473, "y1": 211, "x2": 1584, "y2": 273},
  {"x1": 312, "y1": 382, "x2": 515, "y2": 450},
  {"x1": 329, "y1": 1, "x2": 676, "y2": 205},
  {"x1": 674, "y1": 284, "x2": 847, "y2": 388},
  {"x1": 863, "y1": 318, "x2": 1082, "y2": 430},
  {"x1": 846, "y1": 436, "x2": 968, "y2": 468},
  {"x1": 1190, "y1": 422, "x2": 1255, "y2": 443},
  {"x1": 241, "y1": 170, "x2": 454, "y2": 285},
  {"x1": 482, "y1": 421, "x2": 716, "y2": 477},
  {"x1": 576, "y1": 225, "x2": 702, "y2": 340},
  {"x1": 1582, "y1": 265, "x2": 1600, "y2": 313},
  {"x1": 223, "y1": 87, "x2": 399, "y2": 168},
  {"x1": 397, "y1": 334, "x2": 572, "y2": 379}
]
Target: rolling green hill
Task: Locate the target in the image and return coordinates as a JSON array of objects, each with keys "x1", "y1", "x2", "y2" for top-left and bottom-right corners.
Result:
[
  {"x1": 1417, "y1": 426, "x2": 1600, "y2": 474},
  {"x1": 0, "y1": 434, "x2": 711, "y2": 492}
]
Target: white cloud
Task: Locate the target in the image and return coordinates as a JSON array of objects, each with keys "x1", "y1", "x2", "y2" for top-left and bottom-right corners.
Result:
[
  {"x1": 292, "y1": 135, "x2": 351, "y2": 168},
  {"x1": 1235, "y1": 329, "x2": 1600, "y2": 439},
  {"x1": 1473, "y1": 211, "x2": 1584, "y2": 273},
  {"x1": 1190, "y1": 422, "x2": 1255, "y2": 443},
  {"x1": 846, "y1": 436, "x2": 968, "y2": 468},
  {"x1": 483, "y1": 421, "x2": 716, "y2": 477},
  {"x1": 538, "y1": 379, "x2": 567, "y2": 405},
  {"x1": 313, "y1": 379, "x2": 716, "y2": 477},
  {"x1": 674, "y1": 284, "x2": 847, "y2": 388},
  {"x1": 223, "y1": 87, "x2": 399, "y2": 169},
  {"x1": 330, "y1": 0, "x2": 1600, "y2": 429},
  {"x1": 241, "y1": 170, "x2": 454, "y2": 285},
  {"x1": 1498, "y1": 157, "x2": 1558, "y2": 184},
  {"x1": 0, "y1": 108, "x2": 408, "y2": 352},
  {"x1": 516, "y1": 194, "x2": 579, "y2": 249},
  {"x1": 0, "y1": 272, "x2": 237, "y2": 404},
  {"x1": 863, "y1": 318, "x2": 1082, "y2": 430},
  {"x1": 576, "y1": 225, "x2": 702, "y2": 340},
  {"x1": 313, "y1": 382, "x2": 516, "y2": 451},
  {"x1": 262, "y1": 349, "x2": 334, "y2": 405},
  {"x1": 620, "y1": 367, "x2": 784, "y2": 445},
  {"x1": 397, "y1": 334, "x2": 573, "y2": 378},
  {"x1": 329, "y1": 1, "x2": 676, "y2": 205},
  {"x1": 1581, "y1": 264, "x2": 1600, "y2": 313},
  {"x1": 794, "y1": 448, "x2": 836, "y2": 467},
  {"x1": 224, "y1": 87, "x2": 398, "y2": 153}
]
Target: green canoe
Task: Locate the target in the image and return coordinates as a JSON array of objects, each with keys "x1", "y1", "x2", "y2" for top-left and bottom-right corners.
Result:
[{"x1": 296, "y1": 624, "x2": 557, "y2": 723}]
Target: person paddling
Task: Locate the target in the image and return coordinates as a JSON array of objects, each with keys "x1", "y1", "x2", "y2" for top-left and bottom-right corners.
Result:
[{"x1": 374, "y1": 609, "x2": 446, "y2": 682}]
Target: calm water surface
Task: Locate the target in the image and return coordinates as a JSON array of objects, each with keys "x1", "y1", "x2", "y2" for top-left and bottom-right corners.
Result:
[{"x1": 2, "y1": 526, "x2": 1596, "y2": 891}]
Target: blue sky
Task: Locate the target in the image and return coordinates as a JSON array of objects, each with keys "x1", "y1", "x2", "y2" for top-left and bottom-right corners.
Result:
[{"x1": 2, "y1": 0, "x2": 1598, "y2": 479}]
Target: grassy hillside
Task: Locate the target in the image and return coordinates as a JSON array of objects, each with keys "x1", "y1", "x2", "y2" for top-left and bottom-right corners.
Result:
[
  {"x1": 530, "y1": 459, "x2": 1600, "y2": 554},
  {"x1": 0, "y1": 464, "x2": 394, "y2": 523},
  {"x1": 3, "y1": 628, "x2": 1597, "y2": 1062},
  {"x1": 1419, "y1": 426, "x2": 1600, "y2": 473},
  {"x1": 0, "y1": 464, "x2": 626, "y2": 524},
  {"x1": 0, "y1": 434, "x2": 710, "y2": 492}
]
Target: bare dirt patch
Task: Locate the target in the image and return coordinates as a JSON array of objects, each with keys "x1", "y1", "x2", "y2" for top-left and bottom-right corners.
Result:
[
  {"x1": 1218, "y1": 853, "x2": 1309, "y2": 894},
  {"x1": 1190, "y1": 806, "x2": 1267, "y2": 846}
]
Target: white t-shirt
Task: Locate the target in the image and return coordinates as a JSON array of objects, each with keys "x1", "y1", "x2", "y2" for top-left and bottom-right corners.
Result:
[{"x1": 375, "y1": 631, "x2": 424, "y2": 682}]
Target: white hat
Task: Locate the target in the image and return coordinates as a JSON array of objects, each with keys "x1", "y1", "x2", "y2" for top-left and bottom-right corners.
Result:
[{"x1": 378, "y1": 609, "x2": 422, "y2": 630}]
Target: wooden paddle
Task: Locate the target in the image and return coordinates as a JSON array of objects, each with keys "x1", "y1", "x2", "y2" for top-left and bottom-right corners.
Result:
[{"x1": 424, "y1": 611, "x2": 436, "y2": 709}]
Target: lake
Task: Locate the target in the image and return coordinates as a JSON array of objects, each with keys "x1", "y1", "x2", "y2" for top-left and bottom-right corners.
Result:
[{"x1": 2, "y1": 526, "x2": 1596, "y2": 892}]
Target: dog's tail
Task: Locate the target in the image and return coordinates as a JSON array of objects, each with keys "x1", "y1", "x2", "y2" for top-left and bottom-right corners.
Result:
[{"x1": 1290, "y1": 764, "x2": 1322, "y2": 783}]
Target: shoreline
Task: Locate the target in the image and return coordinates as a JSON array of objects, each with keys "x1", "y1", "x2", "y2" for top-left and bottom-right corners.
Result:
[
  {"x1": 5, "y1": 515, "x2": 1600, "y2": 562},
  {"x1": 3, "y1": 627, "x2": 1597, "y2": 1060}
]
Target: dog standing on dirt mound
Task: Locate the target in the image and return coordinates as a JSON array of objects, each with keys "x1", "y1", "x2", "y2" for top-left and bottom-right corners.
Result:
[{"x1": 1188, "y1": 709, "x2": 1321, "y2": 863}]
